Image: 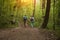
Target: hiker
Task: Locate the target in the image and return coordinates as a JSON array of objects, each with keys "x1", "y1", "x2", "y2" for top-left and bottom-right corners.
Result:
[
  {"x1": 30, "y1": 16, "x2": 35, "y2": 28},
  {"x1": 23, "y1": 15, "x2": 27, "y2": 27}
]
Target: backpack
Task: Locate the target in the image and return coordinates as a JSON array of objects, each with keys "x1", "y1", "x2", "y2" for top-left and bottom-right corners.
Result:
[
  {"x1": 23, "y1": 16, "x2": 27, "y2": 20},
  {"x1": 30, "y1": 17, "x2": 34, "y2": 21}
]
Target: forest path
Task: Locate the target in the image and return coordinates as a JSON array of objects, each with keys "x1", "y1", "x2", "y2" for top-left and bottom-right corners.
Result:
[{"x1": 0, "y1": 26, "x2": 56, "y2": 40}]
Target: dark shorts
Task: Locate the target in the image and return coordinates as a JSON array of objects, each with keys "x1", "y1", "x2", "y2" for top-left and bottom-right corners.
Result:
[{"x1": 24, "y1": 19, "x2": 26, "y2": 23}]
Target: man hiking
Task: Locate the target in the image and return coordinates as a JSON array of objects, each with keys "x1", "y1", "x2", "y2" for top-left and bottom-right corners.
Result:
[
  {"x1": 30, "y1": 16, "x2": 35, "y2": 28},
  {"x1": 23, "y1": 15, "x2": 27, "y2": 27}
]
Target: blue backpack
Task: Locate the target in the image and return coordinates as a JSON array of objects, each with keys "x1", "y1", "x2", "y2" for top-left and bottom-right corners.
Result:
[{"x1": 23, "y1": 16, "x2": 27, "y2": 20}]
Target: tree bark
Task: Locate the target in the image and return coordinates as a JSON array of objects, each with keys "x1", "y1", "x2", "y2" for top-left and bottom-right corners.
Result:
[
  {"x1": 42, "y1": 0, "x2": 45, "y2": 16},
  {"x1": 33, "y1": 0, "x2": 36, "y2": 17},
  {"x1": 53, "y1": 0, "x2": 56, "y2": 30},
  {"x1": 42, "y1": 0, "x2": 45, "y2": 9},
  {"x1": 41, "y1": 0, "x2": 51, "y2": 28}
]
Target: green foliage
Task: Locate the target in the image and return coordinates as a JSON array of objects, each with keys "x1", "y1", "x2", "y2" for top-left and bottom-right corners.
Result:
[
  {"x1": 0, "y1": 0, "x2": 60, "y2": 30},
  {"x1": 0, "y1": 0, "x2": 18, "y2": 28}
]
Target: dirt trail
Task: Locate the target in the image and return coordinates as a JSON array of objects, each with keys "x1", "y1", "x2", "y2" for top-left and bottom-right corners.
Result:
[{"x1": 0, "y1": 27, "x2": 56, "y2": 40}]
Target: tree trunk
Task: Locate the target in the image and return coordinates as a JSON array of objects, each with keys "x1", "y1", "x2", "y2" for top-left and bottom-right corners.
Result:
[
  {"x1": 33, "y1": 0, "x2": 36, "y2": 17},
  {"x1": 42, "y1": 0, "x2": 46, "y2": 18},
  {"x1": 57, "y1": 0, "x2": 60, "y2": 27},
  {"x1": 53, "y1": 0, "x2": 56, "y2": 30},
  {"x1": 42, "y1": 0, "x2": 45, "y2": 9},
  {"x1": 41, "y1": 0, "x2": 51, "y2": 28}
]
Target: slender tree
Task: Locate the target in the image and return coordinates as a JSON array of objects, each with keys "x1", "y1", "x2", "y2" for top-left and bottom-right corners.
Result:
[
  {"x1": 33, "y1": 0, "x2": 36, "y2": 16},
  {"x1": 42, "y1": 0, "x2": 45, "y2": 15},
  {"x1": 42, "y1": 0, "x2": 45, "y2": 9},
  {"x1": 57, "y1": 0, "x2": 60, "y2": 27},
  {"x1": 53, "y1": 0, "x2": 56, "y2": 30},
  {"x1": 41, "y1": 0, "x2": 51, "y2": 28}
]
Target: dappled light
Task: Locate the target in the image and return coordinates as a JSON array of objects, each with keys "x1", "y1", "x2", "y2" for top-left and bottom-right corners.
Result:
[
  {"x1": 16, "y1": 0, "x2": 33, "y2": 6},
  {"x1": 14, "y1": 0, "x2": 40, "y2": 7}
]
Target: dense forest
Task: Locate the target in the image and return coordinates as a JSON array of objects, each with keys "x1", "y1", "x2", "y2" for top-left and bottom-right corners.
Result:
[{"x1": 0, "y1": 0, "x2": 60, "y2": 40}]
